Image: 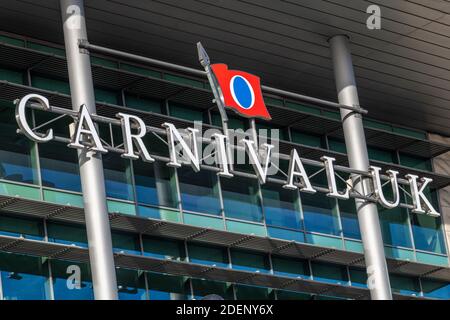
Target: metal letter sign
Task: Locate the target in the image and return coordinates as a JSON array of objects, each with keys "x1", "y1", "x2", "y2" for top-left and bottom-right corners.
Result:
[{"x1": 14, "y1": 93, "x2": 440, "y2": 217}]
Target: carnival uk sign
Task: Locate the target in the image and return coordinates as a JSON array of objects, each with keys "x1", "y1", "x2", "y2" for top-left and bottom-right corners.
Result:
[{"x1": 15, "y1": 93, "x2": 440, "y2": 217}]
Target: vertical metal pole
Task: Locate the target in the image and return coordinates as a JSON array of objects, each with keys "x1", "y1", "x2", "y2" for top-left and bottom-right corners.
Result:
[
  {"x1": 60, "y1": 0, "x2": 118, "y2": 300},
  {"x1": 329, "y1": 35, "x2": 392, "y2": 300}
]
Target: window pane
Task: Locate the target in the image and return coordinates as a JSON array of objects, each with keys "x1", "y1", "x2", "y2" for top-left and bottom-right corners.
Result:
[
  {"x1": 147, "y1": 272, "x2": 189, "y2": 300},
  {"x1": 221, "y1": 176, "x2": 263, "y2": 222},
  {"x1": 103, "y1": 153, "x2": 134, "y2": 201},
  {"x1": 230, "y1": 250, "x2": 270, "y2": 273},
  {"x1": 302, "y1": 193, "x2": 340, "y2": 236},
  {"x1": 311, "y1": 262, "x2": 348, "y2": 285},
  {"x1": 272, "y1": 256, "x2": 309, "y2": 278},
  {"x1": 349, "y1": 267, "x2": 367, "y2": 288},
  {"x1": 125, "y1": 94, "x2": 162, "y2": 113},
  {"x1": 421, "y1": 279, "x2": 450, "y2": 299},
  {"x1": 0, "y1": 101, "x2": 37, "y2": 184},
  {"x1": 112, "y1": 231, "x2": 141, "y2": 255},
  {"x1": 39, "y1": 141, "x2": 81, "y2": 192},
  {"x1": 339, "y1": 199, "x2": 361, "y2": 240},
  {"x1": 411, "y1": 213, "x2": 446, "y2": 254},
  {"x1": 117, "y1": 269, "x2": 147, "y2": 300},
  {"x1": 291, "y1": 130, "x2": 323, "y2": 148},
  {"x1": 262, "y1": 183, "x2": 301, "y2": 229},
  {"x1": 47, "y1": 222, "x2": 88, "y2": 248},
  {"x1": 234, "y1": 285, "x2": 272, "y2": 300},
  {"x1": 134, "y1": 161, "x2": 177, "y2": 208},
  {"x1": 142, "y1": 236, "x2": 185, "y2": 261},
  {"x1": 379, "y1": 206, "x2": 412, "y2": 248},
  {"x1": 0, "y1": 253, "x2": 50, "y2": 300},
  {"x1": 0, "y1": 215, "x2": 44, "y2": 240},
  {"x1": 389, "y1": 274, "x2": 420, "y2": 296},
  {"x1": 191, "y1": 279, "x2": 233, "y2": 300},
  {"x1": 51, "y1": 260, "x2": 94, "y2": 300},
  {"x1": 188, "y1": 244, "x2": 228, "y2": 268},
  {"x1": 178, "y1": 168, "x2": 221, "y2": 215},
  {"x1": 169, "y1": 102, "x2": 205, "y2": 122}
]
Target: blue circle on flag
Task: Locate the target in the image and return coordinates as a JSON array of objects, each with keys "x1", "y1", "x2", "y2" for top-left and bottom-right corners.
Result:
[{"x1": 230, "y1": 75, "x2": 255, "y2": 109}]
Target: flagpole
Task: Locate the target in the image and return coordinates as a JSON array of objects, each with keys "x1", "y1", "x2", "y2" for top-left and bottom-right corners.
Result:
[
  {"x1": 249, "y1": 118, "x2": 258, "y2": 150},
  {"x1": 197, "y1": 42, "x2": 234, "y2": 171}
]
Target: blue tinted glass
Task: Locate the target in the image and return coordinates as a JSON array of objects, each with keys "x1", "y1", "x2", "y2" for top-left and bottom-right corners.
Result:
[
  {"x1": 134, "y1": 161, "x2": 176, "y2": 208},
  {"x1": 272, "y1": 257, "x2": 309, "y2": 278},
  {"x1": 39, "y1": 141, "x2": 81, "y2": 192},
  {"x1": 390, "y1": 274, "x2": 420, "y2": 296},
  {"x1": 349, "y1": 268, "x2": 367, "y2": 288},
  {"x1": 262, "y1": 184, "x2": 302, "y2": 229},
  {"x1": 188, "y1": 244, "x2": 228, "y2": 268},
  {"x1": 422, "y1": 279, "x2": 450, "y2": 299},
  {"x1": 411, "y1": 213, "x2": 446, "y2": 254},
  {"x1": 302, "y1": 193, "x2": 340, "y2": 236},
  {"x1": 379, "y1": 207, "x2": 412, "y2": 248},
  {"x1": 47, "y1": 223, "x2": 88, "y2": 248},
  {"x1": 142, "y1": 236, "x2": 184, "y2": 260},
  {"x1": 0, "y1": 253, "x2": 50, "y2": 300},
  {"x1": 178, "y1": 168, "x2": 221, "y2": 215},
  {"x1": 311, "y1": 262, "x2": 348, "y2": 285},
  {"x1": 51, "y1": 260, "x2": 94, "y2": 300},
  {"x1": 339, "y1": 200, "x2": 361, "y2": 240},
  {"x1": 103, "y1": 154, "x2": 134, "y2": 201},
  {"x1": 117, "y1": 269, "x2": 147, "y2": 300},
  {"x1": 0, "y1": 102, "x2": 37, "y2": 184},
  {"x1": 267, "y1": 227, "x2": 305, "y2": 243},
  {"x1": 221, "y1": 176, "x2": 263, "y2": 222},
  {"x1": 230, "y1": 250, "x2": 270, "y2": 273},
  {"x1": 0, "y1": 215, "x2": 44, "y2": 240},
  {"x1": 112, "y1": 232, "x2": 141, "y2": 255}
]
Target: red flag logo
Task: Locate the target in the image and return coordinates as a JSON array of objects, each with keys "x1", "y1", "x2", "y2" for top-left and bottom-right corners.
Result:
[{"x1": 211, "y1": 64, "x2": 271, "y2": 120}]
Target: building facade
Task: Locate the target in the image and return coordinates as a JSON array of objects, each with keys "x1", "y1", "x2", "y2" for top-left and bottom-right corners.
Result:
[{"x1": 0, "y1": 0, "x2": 449, "y2": 300}]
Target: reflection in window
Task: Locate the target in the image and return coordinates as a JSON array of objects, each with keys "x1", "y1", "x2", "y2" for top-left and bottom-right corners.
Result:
[
  {"x1": 178, "y1": 168, "x2": 221, "y2": 215},
  {"x1": 302, "y1": 193, "x2": 340, "y2": 236},
  {"x1": 147, "y1": 272, "x2": 189, "y2": 300},
  {"x1": 116, "y1": 269, "x2": 147, "y2": 300},
  {"x1": 221, "y1": 176, "x2": 263, "y2": 222},
  {"x1": 379, "y1": 206, "x2": 412, "y2": 248},
  {"x1": 134, "y1": 161, "x2": 177, "y2": 208},
  {"x1": 51, "y1": 260, "x2": 94, "y2": 300},
  {"x1": 262, "y1": 183, "x2": 301, "y2": 230},
  {"x1": 0, "y1": 101, "x2": 38, "y2": 184},
  {"x1": 188, "y1": 244, "x2": 228, "y2": 268},
  {"x1": 0, "y1": 253, "x2": 50, "y2": 300},
  {"x1": 39, "y1": 141, "x2": 81, "y2": 192},
  {"x1": 411, "y1": 213, "x2": 446, "y2": 254},
  {"x1": 103, "y1": 153, "x2": 134, "y2": 201}
]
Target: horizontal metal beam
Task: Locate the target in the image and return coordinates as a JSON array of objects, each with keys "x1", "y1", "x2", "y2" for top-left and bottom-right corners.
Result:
[{"x1": 78, "y1": 41, "x2": 368, "y2": 114}]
